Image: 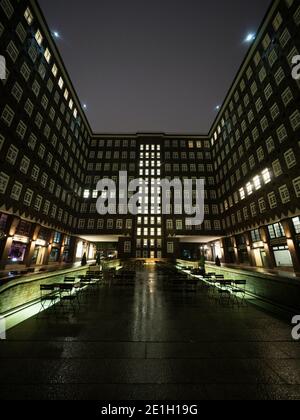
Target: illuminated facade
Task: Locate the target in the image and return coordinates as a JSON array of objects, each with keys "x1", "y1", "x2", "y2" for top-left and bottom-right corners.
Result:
[{"x1": 0, "y1": 0, "x2": 299, "y2": 270}]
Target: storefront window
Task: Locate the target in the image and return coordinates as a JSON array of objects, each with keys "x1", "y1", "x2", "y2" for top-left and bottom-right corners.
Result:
[
  {"x1": 64, "y1": 236, "x2": 71, "y2": 246},
  {"x1": 292, "y1": 217, "x2": 300, "y2": 234},
  {"x1": 53, "y1": 232, "x2": 61, "y2": 244},
  {"x1": 0, "y1": 213, "x2": 8, "y2": 231},
  {"x1": 268, "y1": 222, "x2": 285, "y2": 239},
  {"x1": 8, "y1": 242, "x2": 27, "y2": 262},
  {"x1": 251, "y1": 229, "x2": 261, "y2": 242},
  {"x1": 49, "y1": 248, "x2": 59, "y2": 262}
]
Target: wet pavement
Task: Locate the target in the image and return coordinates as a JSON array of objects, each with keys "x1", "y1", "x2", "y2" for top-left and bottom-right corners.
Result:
[{"x1": 0, "y1": 266, "x2": 300, "y2": 400}]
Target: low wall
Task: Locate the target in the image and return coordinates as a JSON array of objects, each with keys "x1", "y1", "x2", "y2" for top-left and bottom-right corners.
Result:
[
  {"x1": 205, "y1": 262, "x2": 300, "y2": 312},
  {"x1": 176, "y1": 259, "x2": 199, "y2": 269},
  {"x1": 0, "y1": 266, "x2": 88, "y2": 315}
]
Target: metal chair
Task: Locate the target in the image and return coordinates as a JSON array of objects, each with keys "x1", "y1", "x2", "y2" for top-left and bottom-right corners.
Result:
[
  {"x1": 39, "y1": 285, "x2": 59, "y2": 317},
  {"x1": 231, "y1": 280, "x2": 247, "y2": 306},
  {"x1": 59, "y1": 284, "x2": 80, "y2": 313}
]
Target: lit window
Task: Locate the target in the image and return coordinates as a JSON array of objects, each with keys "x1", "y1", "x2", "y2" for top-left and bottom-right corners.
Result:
[
  {"x1": 262, "y1": 168, "x2": 271, "y2": 184},
  {"x1": 52, "y1": 64, "x2": 58, "y2": 77},
  {"x1": 64, "y1": 89, "x2": 69, "y2": 100},
  {"x1": 58, "y1": 77, "x2": 64, "y2": 89},
  {"x1": 292, "y1": 217, "x2": 300, "y2": 234},
  {"x1": 239, "y1": 188, "x2": 245, "y2": 200},
  {"x1": 35, "y1": 30, "x2": 43, "y2": 46},
  {"x1": 246, "y1": 182, "x2": 253, "y2": 196},
  {"x1": 24, "y1": 7, "x2": 33, "y2": 25},
  {"x1": 69, "y1": 99, "x2": 73, "y2": 110},
  {"x1": 44, "y1": 48, "x2": 51, "y2": 63},
  {"x1": 253, "y1": 175, "x2": 261, "y2": 190},
  {"x1": 83, "y1": 189, "x2": 90, "y2": 198}
]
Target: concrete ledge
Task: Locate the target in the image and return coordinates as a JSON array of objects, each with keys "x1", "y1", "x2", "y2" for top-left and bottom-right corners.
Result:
[{"x1": 205, "y1": 262, "x2": 300, "y2": 313}]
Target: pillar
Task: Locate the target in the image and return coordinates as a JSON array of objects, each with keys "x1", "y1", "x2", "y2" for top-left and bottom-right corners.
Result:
[
  {"x1": 244, "y1": 231, "x2": 255, "y2": 267},
  {"x1": 259, "y1": 225, "x2": 276, "y2": 269},
  {"x1": 24, "y1": 224, "x2": 41, "y2": 268},
  {"x1": 0, "y1": 216, "x2": 20, "y2": 269},
  {"x1": 221, "y1": 237, "x2": 231, "y2": 264},
  {"x1": 232, "y1": 236, "x2": 240, "y2": 264},
  {"x1": 281, "y1": 218, "x2": 300, "y2": 272}
]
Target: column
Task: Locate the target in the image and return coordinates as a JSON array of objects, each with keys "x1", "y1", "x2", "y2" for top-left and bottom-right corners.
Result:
[
  {"x1": 259, "y1": 225, "x2": 276, "y2": 269},
  {"x1": 244, "y1": 231, "x2": 255, "y2": 267},
  {"x1": 232, "y1": 236, "x2": 240, "y2": 264},
  {"x1": 220, "y1": 237, "x2": 231, "y2": 264},
  {"x1": 0, "y1": 216, "x2": 20, "y2": 269},
  {"x1": 24, "y1": 224, "x2": 41, "y2": 268},
  {"x1": 282, "y1": 218, "x2": 300, "y2": 272}
]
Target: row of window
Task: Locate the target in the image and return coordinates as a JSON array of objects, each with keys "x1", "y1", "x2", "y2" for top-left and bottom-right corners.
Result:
[{"x1": 220, "y1": 178, "x2": 300, "y2": 229}]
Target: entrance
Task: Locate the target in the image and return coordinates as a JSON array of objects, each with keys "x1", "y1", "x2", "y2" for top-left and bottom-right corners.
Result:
[
  {"x1": 253, "y1": 249, "x2": 263, "y2": 267},
  {"x1": 273, "y1": 246, "x2": 293, "y2": 267},
  {"x1": 32, "y1": 246, "x2": 46, "y2": 265}
]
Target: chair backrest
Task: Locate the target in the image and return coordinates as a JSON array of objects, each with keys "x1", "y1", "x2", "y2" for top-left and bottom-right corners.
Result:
[{"x1": 234, "y1": 280, "x2": 246, "y2": 285}]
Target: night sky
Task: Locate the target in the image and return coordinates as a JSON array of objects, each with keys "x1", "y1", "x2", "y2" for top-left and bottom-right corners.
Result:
[{"x1": 39, "y1": 0, "x2": 271, "y2": 134}]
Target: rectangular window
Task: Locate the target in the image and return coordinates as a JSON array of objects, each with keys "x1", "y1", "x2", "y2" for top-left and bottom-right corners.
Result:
[
  {"x1": 268, "y1": 222, "x2": 285, "y2": 239},
  {"x1": 0, "y1": 172, "x2": 9, "y2": 194}
]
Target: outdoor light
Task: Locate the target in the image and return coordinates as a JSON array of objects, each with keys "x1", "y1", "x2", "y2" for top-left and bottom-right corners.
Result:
[
  {"x1": 52, "y1": 31, "x2": 60, "y2": 39},
  {"x1": 83, "y1": 104, "x2": 87, "y2": 110},
  {"x1": 215, "y1": 105, "x2": 220, "y2": 111},
  {"x1": 245, "y1": 33, "x2": 256, "y2": 43}
]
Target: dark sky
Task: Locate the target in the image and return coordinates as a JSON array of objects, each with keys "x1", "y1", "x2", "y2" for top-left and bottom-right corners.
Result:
[{"x1": 39, "y1": 0, "x2": 271, "y2": 135}]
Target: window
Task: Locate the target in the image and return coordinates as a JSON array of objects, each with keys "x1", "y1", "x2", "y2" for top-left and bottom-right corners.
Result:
[
  {"x1": 268, "y1": 223, "x2": 285, "y2": 239},
  {"x1": 20, "y1": 156, "x2": 30, "y2": 174},
  {"x1": 290, "y1": 110, "x2": 300, "y2": 131},
  {"x1": 35, "y1": 29, "x2": 43, "y2": 46},
  {"x1": 268, "y1": 192, "x2": 277, "y2": 209},
  {"x1": 284, "y1": 149, "x2": 296, "y2": 169},
  {"x1": 167, "y1": 242, "x2": 174, "y2": 254},
  {"x1": 6, "y1": 145, "x2": 18, "y2": 165},
  {"x1": 52, "y1": 64, "x2": 58, "y2": 77},
  {"x1": 53, "y1": 232, "x2": 61, "y2": 244},
  {"x1": 10, "y1": 181, "x2": 22, "y2": 200},
  {"x1": 251, "y1": 229, "x2": 261, "y2": 242},
  {"x1": 262, "y1": 168, "x2": 271, "y2": 184},
  {"x1": 44, "y1": 48, "x2": 51, "y2": 63},
  {"x1": 272, "y1": 160, "x2": 283, "y2": 177},
  {"x1": 0, "y1": 172, "x2": 9, "y2": 194},
  {"x1": 58, "y1": 77, "x2": 64, "y2": 89},
  {"x1": 24, "y1": 7, "x2": 33, "y2": 25},
  {"x1": 258, "y1": 197, "x2": 266, "y2": 213},
  {"x1": 246, "y1": 182, "x2": 253, "y2": 196},
  {"x1": 1, "y1": 0, "x2": 13, "y2": 19},
  {"x1": 124, "y1": 241, "x2": 131, "y2": 253},
  {"x1": 253, "y1": 176, "x2": 261, "y2": 190},
  {"x1": 239, "y1": 188, "x2": 245, "y2": 200},
  {"x1": 2, "y1": 105, "x2": 15, "y2": 126},
  {"x1": 292, "y1": 217, "x2": 300, "y2": 234},
  {"x1": 16, "y1": 121, "x2": 27, "y2": 139},
  {"x1": 292, "y1": 177, "x2": 300, "y2": 198},
  {"x1": 83, "y1": 189, "x2": 90, "y2": 199},
  {"x1": 279, "y1": 185, "x2": 290, "y2": 204},
  {"x1": 23, "y1": 189, "x2": 33, "y2": 206}
]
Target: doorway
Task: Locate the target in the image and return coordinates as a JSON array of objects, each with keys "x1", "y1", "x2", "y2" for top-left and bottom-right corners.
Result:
[{"x1": 36, "y1": 246, "x2": 46, "y2": 265}]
